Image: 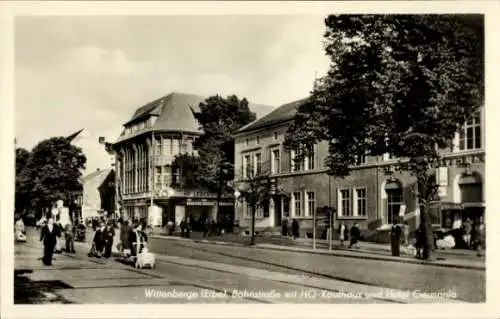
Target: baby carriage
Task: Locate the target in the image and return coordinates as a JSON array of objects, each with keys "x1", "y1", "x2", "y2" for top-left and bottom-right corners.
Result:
[{"x1": 15, "y1": 230, "x2": 27, "y2": 243}]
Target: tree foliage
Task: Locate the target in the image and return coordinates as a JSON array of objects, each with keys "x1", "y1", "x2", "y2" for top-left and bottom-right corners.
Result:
[
  {"x1": 15, "y1": 148, "x2": 32, "y2": 214},
  {"x1": 234, "y1": 165, "x2": 273, "y2": 245},
  {"x1": 171, "y1": 153, "x2": 202, "y2": 189},
  {"x1": 284, "y1": 14, "x2": 483, "y2": 260},
  {"x1": 16, "y1": 137, "x2": 86, "y2": 216},
  {"x1": 193, "y1": 95, "x2": 256, "y2": 209}
]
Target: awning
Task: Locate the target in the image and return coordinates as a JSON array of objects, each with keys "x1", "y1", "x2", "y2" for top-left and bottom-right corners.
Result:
[
  {"x1": 430, "y1": 202, "x2": 463, "y2": 210},
  {"x1": 462, "y1": 202, "x2": 485, "y2": 208},
  {"x1": 185, "y1": 201, "x2": 234, "y2": 207}
]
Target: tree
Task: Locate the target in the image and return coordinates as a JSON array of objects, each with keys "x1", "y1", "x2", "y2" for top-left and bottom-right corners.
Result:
[
  {"x1": 171, "y1": 153, "x2": 202, "y2": 189},
  {"x1": 21, "y1": 137, "x2": 86, "y2": 218},
  {"x1": 193, "y1": 95, "x2": 256, "y2": 224},
  {"x1": 15, "y1": 148, "x2": 32, "y2": 215},
  {"x1": 284, "y1": 14, "x2": 483, "y2": 261},
  {"x1": 234, "y1": 166, "x2": 273, "y2": 245}
]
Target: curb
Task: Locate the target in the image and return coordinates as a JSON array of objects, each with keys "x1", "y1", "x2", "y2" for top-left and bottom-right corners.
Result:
[{"x1": 151, "y1": 235, "x2": 485, "y2": 271}]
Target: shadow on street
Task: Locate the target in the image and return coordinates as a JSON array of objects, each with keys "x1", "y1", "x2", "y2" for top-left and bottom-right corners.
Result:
[{"x1": 14, "y1": 269, "x2": 74, "y2": 304}]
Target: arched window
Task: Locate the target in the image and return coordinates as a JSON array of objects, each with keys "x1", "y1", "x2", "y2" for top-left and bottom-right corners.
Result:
[{"x1": 385, "y1": 180, "x2": 403, "y2": 224}]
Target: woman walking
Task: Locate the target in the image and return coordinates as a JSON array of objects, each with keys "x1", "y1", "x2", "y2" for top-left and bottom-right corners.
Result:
[
  {"x1": 39, "y1": 217, "x2": 61, "y2": 266},
  {"x1": 338, "y1": 222, "x2": 346, "y2": 247}
]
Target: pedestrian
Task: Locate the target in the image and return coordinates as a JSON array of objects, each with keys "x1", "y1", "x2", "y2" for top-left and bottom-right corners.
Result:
[
  {"x1": 415, "y1": 227, "x2": 424, "y2": 259},
  {"x1": 474, "y1": 216, "x2": 485, "y2": 257},
  {"x1": 349, "y1": 223, "x2": 360, "y2": 249},
  {"x1": 90, "y1": 222, "x2": 105, "y2": 258},
  {"x1": 185, "y1": 216, "x2": 191, "y2": 238},
  {"x1": 291, "y1": 219, "x2": 299, "y2": 239},
  {"x1": 103, "y1": 221, "x2": 115, "y2": 258},
  {"x1": 403, "y1": 221, "x2": 410, "y2": 246},
  {"x1": 462, "y1": 218, "x2": 472, "y2": 249},
  {"x1": 167, "y1": 219, "x2": 174, "y2": 236},
  {"x1": 338, "y1": 222, "x2": 346, "y2": 247},
  {"x1": 390, "y1": 220, "x2": 402, "y2": 256},
  {"x1": 131, "y1": 222, "x2": 148, "y2": 256},
  {"x1": 64, "y1": 221, "x2": 76, "y2": 254},
  {"x1": 281, "y1": 218, "x2": 288, "y2": 237},
  {"x1": 211, "y1": 219, "x2": 217, "y2": 237},
  {"x1": 120, "y1": 220, "x2": 132, "y2": 254},
  {"x1": 39, "y1": 217, "x2": 61, "y2": 266},
  {"x1": 180, "y1": 217, "x2": 186, "y2": 237}
]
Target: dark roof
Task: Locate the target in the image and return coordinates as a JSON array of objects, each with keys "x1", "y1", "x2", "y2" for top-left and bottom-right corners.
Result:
[
  {"x1": 235, "y1": 98, "x2": 309, "y2": 134},
  {"x1": 114, "y1": 92, "x2": 275, "y2": 144},
  {"x1": 83, "y1": 168, "x2": 113, "y2": 185},
  {"x1": 66, "y1": 129, "x2": 84, "y2": 142}
]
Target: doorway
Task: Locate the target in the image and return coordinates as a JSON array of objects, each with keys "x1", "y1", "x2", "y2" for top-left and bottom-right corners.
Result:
[{"x1": 274, "y1": 197, "x2": 282, "y2": 227}]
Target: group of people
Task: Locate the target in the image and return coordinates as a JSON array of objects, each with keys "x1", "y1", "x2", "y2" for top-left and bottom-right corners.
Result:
[
  {"x1": 88, "y1": 220, "x2": 116, "y2": 258},
  {"x1": 338, "y1": 222, "x2": 361, "y2": 248},
  {"x1": 116, "y1": 219, "x2": 149, "y2": 259},
  {"x1": 281, "y1": 218, "x2": 301, "y2": 239}
]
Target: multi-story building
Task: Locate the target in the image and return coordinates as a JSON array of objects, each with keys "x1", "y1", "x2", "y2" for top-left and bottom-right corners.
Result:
[
  {"x1": 233, "y1": 99, "x2": 485, "y2": 238},
  {"x1": 111, "y1": 92, "x2": 273, "y2": 228}
]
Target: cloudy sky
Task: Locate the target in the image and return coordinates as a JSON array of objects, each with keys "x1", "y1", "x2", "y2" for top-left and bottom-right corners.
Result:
[{"x1": 15, "y1": 15, "x2": 330, "y2": 173}]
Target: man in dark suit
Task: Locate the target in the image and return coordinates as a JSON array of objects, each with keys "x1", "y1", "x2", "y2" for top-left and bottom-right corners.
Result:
[
  {"x1": 103, "y1": 221, "x2": 116, "y2": 258},
  {"x1": 120, "y1": 220, "x2": 132, "y2": 254},
  {"x1": 40, "y1": 217, "x2": 61, "y2": 266}
]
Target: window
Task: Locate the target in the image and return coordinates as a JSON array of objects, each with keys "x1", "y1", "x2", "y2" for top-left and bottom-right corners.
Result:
[
  {"x1": 243, "y1": 155, "x2": 252, "y2": 178},
  {"x1": 354, "y1": 188, "x2": 367, "y2": 216},
  {"x1": 387, "y1": 188, "x2": 403, "y2": 224},
  {"x1": 459, "y1": 113, "x2": 481, "y2": 150},
  {"x1": 245, "y1": 139, "x2": 249, "y2": 147},
  {"x1": 172, "y1": 138, "x2": 180, "y2": 156},
  {"x1": 271, "y1": 149, "x2": 280, "y2": 174},
  {"x1": 274, "y1": 132, "x2": 279, "y2": 140},
  {"x1": 255, "y1": 153, "x2": 262, "y2": 175},
  {"x1": 338, "y1": 189, "x2": 351, "y2": 217},
  {"x1": 163, "y1": 138, "x2": 171, "y2": 156},
  {"x1": 292, "y1": 192, "x2": 302, "y2": 217},
  {"x1": 244, "y1": 201, "x2": 251, "y2": 218},
  {"x1": 163, "y1": 165, "x2": 171, "y2": 186},
  {"x1": 155, "y1": 167, "x2": 162, "y2": 184},
  {"x1": 172, "y1": 166, "x2": 180, "y2": 186},
  {"x1": 305, "y1": 145, "x2": 315, "y2": 170},
  {"x1": 306, "y1": 191, "x2": 315, "y2": 217},
  {"x1": 262, "y1": 199, "x2": 270, "y2": 218},
  {"x1": 290, "y1": 150, "x2": 302, "y2": 172},
  {"x1": 256, "y1": 136, "x2": 260, "y2": 145}
]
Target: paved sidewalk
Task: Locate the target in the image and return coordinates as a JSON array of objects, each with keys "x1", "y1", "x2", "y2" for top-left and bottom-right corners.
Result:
[{"x1": 151, "y1": 233, "x2": 485, "y2": 270}]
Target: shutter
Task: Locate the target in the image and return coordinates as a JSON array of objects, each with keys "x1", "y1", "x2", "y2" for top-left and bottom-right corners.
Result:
[
  {"x1": 352, "y1": 188, "x2": 358, "y2": 217},
  {"x1": 336, "y1": 188, "x2": 342, "y2": 217}
]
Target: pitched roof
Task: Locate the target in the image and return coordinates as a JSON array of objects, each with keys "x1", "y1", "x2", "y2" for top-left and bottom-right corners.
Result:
[
  {"x1": 66, "y1": 129, "x2": 84, "y2": 142},
  {"x1": 83, "y1": 168, "x2": 113, "y2": 186},
  {"x1": 235, "y1": 98, "x2": 309, "y2": 134},
  {"x1": 114, "y1": 92, "x2": 275, "y2": 144}
]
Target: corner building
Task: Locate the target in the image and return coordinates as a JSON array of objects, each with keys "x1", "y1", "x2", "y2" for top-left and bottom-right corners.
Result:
[
  {"x1": 233, "y1": 99, "x2": 485, "y2": 240},
  {"x1": 112, "y1": 92, "x2": 233, "y2": 226}
]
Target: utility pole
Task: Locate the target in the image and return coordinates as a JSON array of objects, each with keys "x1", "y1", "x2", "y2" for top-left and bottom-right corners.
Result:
[{"x1": 328, "y1": 175, "x2": 332, "y2": 251}]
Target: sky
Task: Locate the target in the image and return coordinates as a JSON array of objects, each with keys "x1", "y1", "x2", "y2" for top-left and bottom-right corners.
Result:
[{"x1": 15, "y1": 15, "x2": 330, "y2": 174}]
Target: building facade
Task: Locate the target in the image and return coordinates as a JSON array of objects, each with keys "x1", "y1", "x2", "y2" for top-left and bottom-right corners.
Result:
[
  {"x1": 81, "y1": 168, "x2": 116, "y2": 221},
  {"x1": 111, "y1": 92, "x2": 273, "y2": 228},
  {"x1": 233, "y1": 99, "x2": 485, "y2": 238}
]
